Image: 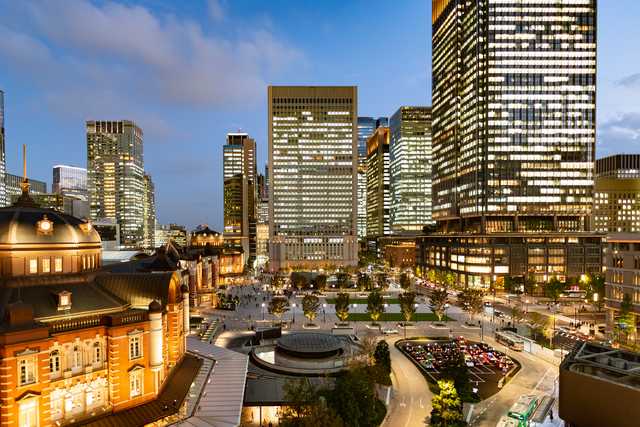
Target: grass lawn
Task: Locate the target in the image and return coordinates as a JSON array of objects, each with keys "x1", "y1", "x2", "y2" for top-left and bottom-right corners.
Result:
[
  {"x1": 343, "y1": 312, "x2": 454, "y2": 322},
  {"x1": 325, "y1": 298, "x2": 400, "y2": 304}
]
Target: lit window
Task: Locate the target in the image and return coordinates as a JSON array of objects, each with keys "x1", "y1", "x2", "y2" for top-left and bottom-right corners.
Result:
[
  {"x1": 92, "y1": 342, "x2": 101, "y2": 365},
  {"x1": 50, "y1": 350, "x2": 61, "y2": 378},
  {"x1": 71, "y1": 346, "x2": 82, "y2": 371},
  {"x1": 129, "y1": 336, "x2": 141, "y2": 359},
  {"x1": 55, "y1": 259, "x2": 62, "y2": 272},
  {"x1": 29, "y1": 259, "x2": 37, "y2": 274},
  {"x1": 130, "y1": 370, "x2": 143, "y2": 398},
  {"x1": 43, "y1": 259, "x2": 50, "y2": 273},
  {"x1": 19, "y1": 399, "x2": 37, "y2": 427},
  {"x1": 19, "y1": 358, "x2": 36, "y2": 386}
]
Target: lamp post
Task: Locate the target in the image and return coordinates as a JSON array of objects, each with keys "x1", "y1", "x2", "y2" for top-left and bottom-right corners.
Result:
[
  {"x1": 384, "y1": 303, "x2": 388, "y2": 323},
  {"x1": 492, "y1": 288, "x2": 496, "y2": 323},
  {"x1": 593, "y1": 293, "x2": 598, "y2": 326},
  {"x1": 414, "y1": 303, "x2": 419, "y2": 324},
  {"x1": 445, "y1": 303, "x2": 450, "y2": 324},
  {"x1": 292, "y1": 303, "x2": 296, "y2": 324},
  {"x1": 261, "y1": 303, "x2": 265, "y2": 322},
  {"x1": 525, "y1": 299, "x2": 529, "y2": 314},
  {"x1": 322, "y1": 303, "x2": 326, "y2": 323},
  {"x1": 332, "y1": 284, "x2": 335, "y2": 299},
  {"x1": 353, "y1": 304, "x2": 358, "y2": 323}
]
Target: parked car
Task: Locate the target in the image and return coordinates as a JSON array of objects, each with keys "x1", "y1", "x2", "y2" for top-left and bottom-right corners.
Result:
[
  {"x1": 484, "y1": 352, "x2": 498, "y2": 363},
  {"x1": 472, "y1": 357, "x2": 484, "y2": 366},
  {"x1": 382, "y1": 328, "x2": 398, "y2": 335}
]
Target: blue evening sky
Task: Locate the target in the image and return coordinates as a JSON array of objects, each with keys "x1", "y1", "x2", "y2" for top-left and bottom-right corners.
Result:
[{"x1": 0, "y1": 0, "x2": 638, "y2": 231}]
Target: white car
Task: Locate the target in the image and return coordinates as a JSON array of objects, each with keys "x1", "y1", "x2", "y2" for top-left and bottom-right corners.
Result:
[{"x1": 381, "y1": 328, "x2": 398, "y2": 335}]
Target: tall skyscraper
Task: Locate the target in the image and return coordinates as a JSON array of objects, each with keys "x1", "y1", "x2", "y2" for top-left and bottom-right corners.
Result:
[
  {"x1": 0, "y1": 91, "x2": 6, "y2": 207},
  {"x1": 223, "y1": 133, "x2": 257, "y2": 263},
  {"x1": 366, "y1": 126, "x2": 390, "y2": 238},
  {"x1": 144, "y1": 174, "x2": 155, "y2": 249},
  {"x1": 417, "y1": 0, "x2": 602, "y2": 286},
  {"x1": 268, "y1": 86, "x2": 358, "y2": 270},
  {"x1": 594, "y1": 154, "x2": 640, "y2": 233},
  {"x1": 264, "y1": 161, "x2": 269, "y2": 198},
  {"x1": 357, "y1": 117, "x2": 388, "y2": 238},
  {"x1": 389, "y1": 106, "x2": 433, "y2": 235},
  {"x1": 87, "y1": 120, "x2": 148, "y2": 249},
  {"x1": 52, "y1": 165, "x2": 88, "y2": 200}
]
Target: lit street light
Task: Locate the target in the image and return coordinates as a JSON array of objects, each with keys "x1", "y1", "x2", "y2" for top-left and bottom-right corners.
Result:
[
  {"x1": 322, "y1": 303, "x2": 326, "y2": 323},
  {"x1": 594, "y1": 293, "x2": 598, "y2": 326},
  {"x1": 261, "y1": 303, "x2": 265, "y2": 322},
  {"x1": 292, "y1": 303, "x2": 296, "y2": 324},
  {"x1": 384, "y1": 303, "x2": 388, "y2": 323},
  {"x1": 414, "y1": 303, "x2": 419, "y2": 324},
  {"x1": 353, "y1": 303, "x2": 358, "y2": 323},
  {"x1": 445, "y1": 303, "x2": 450, "y2": 324}
]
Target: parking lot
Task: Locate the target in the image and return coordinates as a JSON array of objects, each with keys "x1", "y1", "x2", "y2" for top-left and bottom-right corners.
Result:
[{"x1": 399, "y1": 338, "x2": 516, "y2": 399}]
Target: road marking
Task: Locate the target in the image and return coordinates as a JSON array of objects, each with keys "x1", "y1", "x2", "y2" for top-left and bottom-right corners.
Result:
[
  {"x1": 532, "y1": 367, "x2": 556, "y2": 394},
  {"x1": 466, "y1": 405, "x2": 475, "y2": 423},
  {"x1": 420, "y1": 398, "x2": 424, "y2": 409},
  {"x1": 386, "y1": 387, "x2": 391, "y2": 405},
  {"x1": 400, "y1": 396, "x2": 406, "y2": 407},
  {"x1": 402, "y1": 397, "x2": 413, "y2": 427}
]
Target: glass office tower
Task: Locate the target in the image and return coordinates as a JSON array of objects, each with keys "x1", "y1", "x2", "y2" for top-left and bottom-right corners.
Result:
[
  {"x1": 357, "y1": 117, "x2": 388, "y2": 238},
  {"x1": 389, "y1": 106, "x2": 433, "y2": 235},
  {"x1": 223, "y1": 133, "x2": 257, "y2": 263},
  {"x1": 417, "y1": 0, "x2": 602, "y2": 287},
  {"x1": 53, "y1": 165, "x2": 88, "y2": 200},
  {"x1": 268, "y1": 86, "x2": 358, "y2": 270},
  {"x1": 0, "y1": 91, "x2": 6, "y2": 207},
  {"x1": 366, "y1": 126, "x2": 390, "y2": 238},
  {"x1": 87, "y1": 120, "x2": 146, "y2": 249}
]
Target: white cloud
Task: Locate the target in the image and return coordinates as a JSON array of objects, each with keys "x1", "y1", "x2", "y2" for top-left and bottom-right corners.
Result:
[
  {"x1": 207, "y1": 0, "x2": 227, "y2": 23},
  {"x1": 597, "y1": 112, "x2": 640, "y2": 158}
]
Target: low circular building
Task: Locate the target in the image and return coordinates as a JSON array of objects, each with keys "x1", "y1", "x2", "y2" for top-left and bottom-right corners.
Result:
[{"x1": 276, "y1": 333, "x2": 344, "y2": 360}]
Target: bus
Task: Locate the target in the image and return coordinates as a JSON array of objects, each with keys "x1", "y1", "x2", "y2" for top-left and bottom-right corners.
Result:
[
  {"x1": 496, "y1": 416, "x2": 521, "y2": 427},
  {"x1": 563, "y1": 290, "x2": 586, "y2": 298},
  {"x1": 495, "y1": 331, "x2": 525, "y2": 351},
  {"x1": 507, "y1": 394, "x2": 539, "y2": 426}
]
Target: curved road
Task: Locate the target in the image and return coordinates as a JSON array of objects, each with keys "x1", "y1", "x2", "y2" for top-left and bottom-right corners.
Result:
[{"x1": 385, "y1": 336, "x2": 433, "y2": 427}]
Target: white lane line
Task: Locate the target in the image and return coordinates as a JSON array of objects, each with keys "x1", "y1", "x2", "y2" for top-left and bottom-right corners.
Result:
[
  {"x1": 386, "y1": 387, "x2": 391, "y2": 405},
  {"x1": 532, "y1": 367, "x2": 556, "y2": 394},
  {"x1": 466, "y1": 404, "x2": 475, "y2": 423},
  {"x1": 403, "y1": 397, "x2": 413, "y2": 427}
]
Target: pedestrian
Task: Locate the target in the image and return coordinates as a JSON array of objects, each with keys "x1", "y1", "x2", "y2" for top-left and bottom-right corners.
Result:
[
  {"x1": 251, "y1": 412, "x2": 254, "y2": 422},
  {"x1": 263, "y1": 419, "x2": 267, "y2": 426},
  {"x1": 269, "y1": 422, "x2": 273, "y2": 427}
]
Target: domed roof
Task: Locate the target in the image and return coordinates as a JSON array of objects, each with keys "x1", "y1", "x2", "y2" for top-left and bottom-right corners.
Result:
[
  {"x1": 190, "y1": 226, "x2": 223, "y2": 246},
  {"x1": 0, "y1": 205, "x2": 101, "y2": 245}
]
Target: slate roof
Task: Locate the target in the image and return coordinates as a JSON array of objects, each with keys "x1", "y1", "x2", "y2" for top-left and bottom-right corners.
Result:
[
  {"x1": 94, "y1": 272, "x2": 177, "y2": 309},
  {"x1": 74, "y1": 353, "x2": 203, "y2": 427}
]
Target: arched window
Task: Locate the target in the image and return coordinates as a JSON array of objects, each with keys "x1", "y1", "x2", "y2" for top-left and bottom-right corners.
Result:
[
  {"x1": 71, "y1": 346, "x2": 82, "y2": 371},
  {"x1": 50, "y1": 350, "x2": 61, "y2": 377},
  {"x1": 92, "y1": 342, "x2": 101, "y2": 365}
]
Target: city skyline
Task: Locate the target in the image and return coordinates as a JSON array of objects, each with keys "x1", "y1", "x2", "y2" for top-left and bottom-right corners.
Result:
[{"x1": 0, "y1": 0, "x2": 639, "y2": 230}]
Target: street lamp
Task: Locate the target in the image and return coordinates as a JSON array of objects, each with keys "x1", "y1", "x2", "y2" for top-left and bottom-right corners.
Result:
[
  {"x1": 445, "y1": 303, "x2": 450, "y2": 324},
  {"x1": 414, "y1": 303, "x2": 419, "y2": 324},
  {"x1": 384, "y1": 303, "x2": 388, "y2": 323},
  {"x1": 353, "y1": 304, "x2": 358, "y2": 323},
  {"x1": 593, "y1": 293, "x2": 598, "y2": 326},
  {"x1": 261, "y1": 303, "x2": 265, "y2": 322},
  {"x1": 525, "y1": 299, "x2": 529, "y2": 314},
  {"x1": 322, "y1": 303, "x2": 326, "y2": 323},
  {"x1": 292, "y1": 303, "x2": 296, "y2": 324}
]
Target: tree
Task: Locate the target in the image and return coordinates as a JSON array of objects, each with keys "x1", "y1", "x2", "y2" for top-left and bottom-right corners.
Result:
[
  {"x1": 270, "y1": 274, "x2": 285, "y2": 290},
  {"x1": 399, "y1": 272, "x2": 411, "y2": 291},
  {"x1": 541, "y1": 315, "x2": 557, "y2": 347},
  {"x1": 366, "y1": 290, "x2": 385, "y2": 324},
  {"x1": 544, "y1": 273, "x2": 564, "y2": 305},
  {"x1": 337, "y1": 273, "x2": 350, "y2": 291},
  {"x1": 414, "y1": 265, "x2": 422, "y2": 278},
  {"x1": 444, "y1": 270, "x2": 456, "y2": 288},
  {"x1": 268, "y1": 297, "x2": 290, "y2": 322},
  {"x1": 326, "y1": 371, "x2": 362, "y2": 427},
  {"x1": 504, "y1": 276, "x2": 523, "y2": 293},
  {"x1": 525, "y1": 269, "x2": 537, "y2": 295},
  {"x1": 511, "y1": 302, "x2": 524, "y2": 328},
  {"x1": 279, "y1": 377, "x2": 319, "y2": 423},
  {"x1": 376, "y1": 273, "x2": 389, "y2": 292},
  {"x1": 423, "y1": 224, "x2": 436, "y2": 234},
  {"x1": 439, "y1": 351, "x2": 472, "y2": 400},
  {"x1": 315, "y1": 274, "x2": 327, "y2": 294},
  {"x1": 325, "y1": 263, "x2": 338, "y2": 274},
  {"x1": 357, "y1": 273, "x2": 371, "y2": 292},
  {"x1": 374, "y1": 340, "x2": 392, "y2": 378},
  {"x1": 618, "y1": 293, "x2": 636, "y2": 342},
  {"x1": 584, "y1": 270, "x2": 605, "y2": 311},
  {"x1": 335, "y1": 292, "x2": 351, "y2": 322},
  {"x1": 456, "y1": 288, "x2": 485, "y2": 324},
  {"x1": 265, "y1": 260, "x2": 269, "y2": 270},
  {"x1": 430, "y1": 380, "x2": 466, "y2": 427},
  {"x1": 303, "y1": 399, "x2": 344, "y2": 427},
  {"x1": 427, "y1": 269, "x2": 436, "y2": 283},
  {"x1": 429, "y1": 289, "x2": 450, "y2": 322},
  {"x1": 529, "y1": 312, "x2": 545, "y2": 340},
  {"x1": 301, "y1": 295, "x2": 320, "y2": 324},
  {"x1": 292, "y1": 274, "x2": 306, "y2": 293},
  {"x1": 398, "y1": 291, "x2": 418, "y2": 324}
]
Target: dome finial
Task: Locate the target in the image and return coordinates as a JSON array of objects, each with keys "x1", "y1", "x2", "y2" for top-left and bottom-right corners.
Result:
[{"x1": 13, "y1": 145, "x2": 38, "y2": 207}]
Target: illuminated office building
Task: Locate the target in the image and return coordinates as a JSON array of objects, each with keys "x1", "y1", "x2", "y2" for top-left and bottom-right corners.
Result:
[
  {"x1": 268, "y1": 86, "x2": 358, "y2": 270},
  {"x1": 0, "y1": 91, "x2": 5, "y2": 207},
  {"x1": 594, "y1": 154, "x2": 640, "y2": 233},
  {"x1": 366, "y1": 126, "x2": 390, "y2": 238},
  {"x1": 265, "y1": 161, "x2": 269, "y2": 198},
  {"x1": 389, "y1": 106, "x2": 433, "y2": 236},
  {"x1": 144, "y1": 174, "x2": 155, "y2": 249},
  {"x1": 52, "y1": 164, "x2": 87, "y2": 200},
  {"x1": 357, "y1": 117, "x2": 388, "y2": 239},
  {"x1": 417, "y1": 0, "x2": 602, "y2": 286},
  {"x1": 223, "y1": 133, "x2": 257, "y2": 263},
  {"x1": 87, "y1": 120, "x2": 147, "y2": 249}
]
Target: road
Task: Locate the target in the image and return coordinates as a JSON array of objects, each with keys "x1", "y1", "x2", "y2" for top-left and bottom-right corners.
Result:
[{"x1": 385, "y1": 335, "x2": 432, "y2": 427}]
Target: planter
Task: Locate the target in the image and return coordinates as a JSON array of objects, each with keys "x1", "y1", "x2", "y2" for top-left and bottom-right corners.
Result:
[
  {"x1": 462, "y1": 324, "x2": 481, "y2": 330},
  {"x1": 303, "y1": 324, "x2": 320, "y2": 329},
  {"x1": 429, "y1": 324, "x2": 450, "y2": 330}
]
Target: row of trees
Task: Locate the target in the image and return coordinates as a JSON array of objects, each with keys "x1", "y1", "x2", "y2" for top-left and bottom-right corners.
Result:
[{"x1": 278, "y1": 332, "x2": 391, "y2": 426}]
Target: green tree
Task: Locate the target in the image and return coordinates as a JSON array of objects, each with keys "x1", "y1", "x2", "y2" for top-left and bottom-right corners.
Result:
[
  {"x1": 374, "y1": 340, "x2": 392, "y2": 378},
  {"x1": 265, "y1": 260, "x2": 269, "y2": 270},
  {"x1": 439, "y1": 351, "x2": 472, "y2": 400},
  {"x1": 528, "y1": 311, "x2": 545, "y2": 340},
  {"x1": 584, "y1": 270, "x2": 605, "y2": 311},
  {"x1": 268, "y1": 297, "x2": 290, "y2": 322},
  {"x1": 337, "y1": 273, "x2": 350, "y2": 291},
  {"x1": 429, "y1": 289, "x2": 450, "y2": 322},
  {"x1": 427, "y1": 269, "x2": 436, "y2": 283},
  {"x1": 326, "y1": 371, "x2": 362, "y2": 427},
  {"x1": 414, "y1": 265, "x2": 422, "y2": 278},
  {"x1": 504, "y1": 276, "x2": 523, "y2": 293},
  {"x1": 423, "y1": 224, "x2": 436, "y2": 234},
  {"x1": 292, "y1": 274, "x2": 306, "y2": 293},
  {"x1": 445, "y1": 270, "x2": 456, "y2": 288},
  {"x1": 542, "y1": 315, "x2": 557, "y2": 347},
  {"x1": 303, "y1": 399, "x2": 344, "y2": 427},
  {"x1": 366, "y1": 290, "x2": 385, "y2": 324},
  {"x1": 335, "y1": 292, "x2": 351, "y2": 322},
  {"x1": 511, "y1": 302, "x2": 524, "y2": 328},
  {"x1": 279, "y1": 377, "x2": 319, "y2": 424},
  {"x1": 618, "y1": 293, "x2": 636, "y2": 342},
  {"x1": 525, "y1": 269, "x2": 537, "y2": 295},
  {"x1": 544, "y1": 273, "x2": 564, "y2": 305},
  {"x1": 357, "y1": 273, "x2": 371, "y2": 292},
  {"x1": 430, "y1": 380, "x2": 467, "y2": 427},
  {"x1": 456, "y1": 288, "x2": 485, "y2": 324},
  {"x1": 399, "y1": 272, "x2": 412, "y2": 292},
  {"x1": 315, "y1": 274, "x2": 327, "y2": 294},
  {"x1": 398, "y1": 291, "x2": 418, "y2": 324},
  {"x1": 301, "y1": 295, "x2": 320, "y2": 324},
  {"x1": 270, "y1": 274, "x2": 285, "y2": 290},
  {"x1": 376, "y1": 273, "x2": 389, "y2": 292}
]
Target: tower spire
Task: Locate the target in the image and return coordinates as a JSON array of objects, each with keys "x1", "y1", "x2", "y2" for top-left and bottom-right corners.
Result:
[{"x1": 13, "y1": 145, "x2": 38, "y2": 207}]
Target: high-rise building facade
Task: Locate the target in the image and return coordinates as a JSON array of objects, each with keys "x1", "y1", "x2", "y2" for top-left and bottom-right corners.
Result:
[
  {"x1": 268, "y1": 86, "x2": 358, "y2": 270},
  {"x1": 357, "y1": 117, "x2": 388, "y2": 239},
  {"x1": 87, "y1": 120, "x2": 147, "y2": 249},
  {"x1": 417, "y1": 0, "x2": 602, "y2": 286},
  {"x1": 257, "y1": 197, "x2": 269, "y2": 265},
  {"x1": 265, "y1": 161, "x2": 269, "y2": 198},
  {"x1": 223, "y1": 133, "x2": 257, "y2": 263},
  {"x1": 0, "y1": 91, "x2": 5, "y2": 207},
  {"x1": 144, "y1": 174, "x2": 155, "y2": 250},
  {"x1": 5, "y1": 173, "x2": 46, "y2": 205},
  {"x1": 366, "y1": 126, "x2": 390, "y2": 238},
  {"x1": 594, "y1": 154, "x2": 640, "y2": 233},
  {"x1": 52, "y1": 165, "x2": 88, "y2": 200},
  {"x1": 389, "y1": 106, "x2": 433, "y2": 235}
]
